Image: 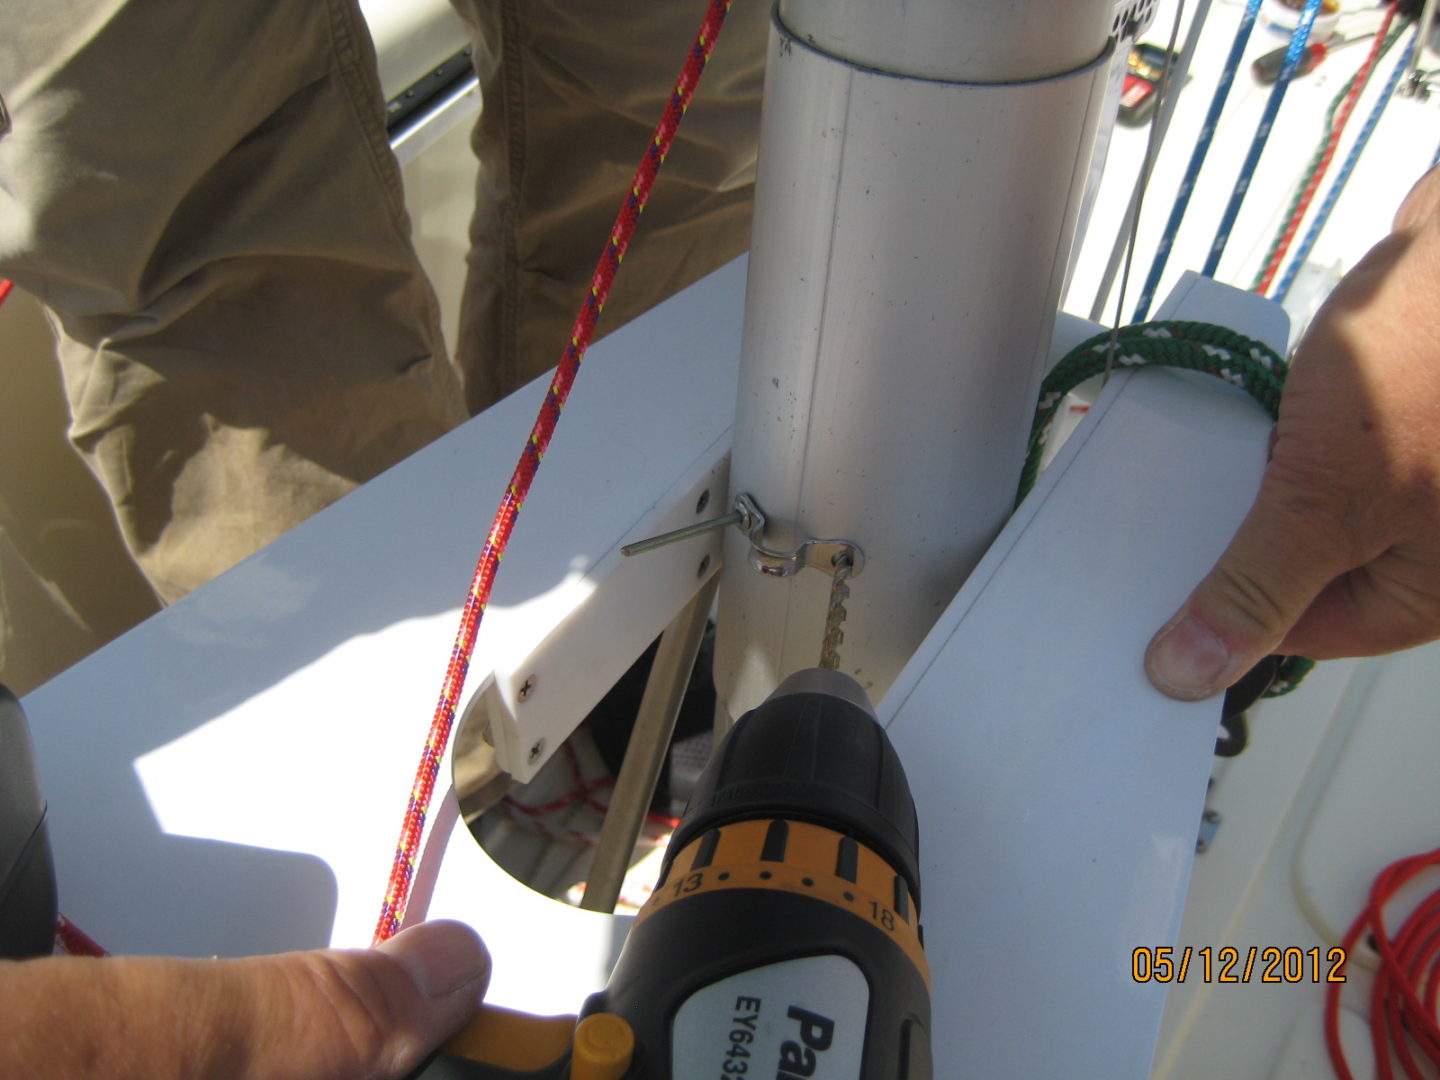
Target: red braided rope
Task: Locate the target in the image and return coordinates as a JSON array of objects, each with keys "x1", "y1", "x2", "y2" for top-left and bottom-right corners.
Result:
[
  {"x1": 372, "y1": 0, "x2": 735, "y2": 944},
  {"x1": 55, "y1": 913, "x2": 109, "y2": 957},
  {"x1": 1254, "y1": 5, "x2": 1395, "y2": 296}
]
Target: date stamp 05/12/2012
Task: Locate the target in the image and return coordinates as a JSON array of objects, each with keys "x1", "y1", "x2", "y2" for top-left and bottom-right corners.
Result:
[{"x1": 1132, "y1": 946, "x2": 1348, "y2": 984}]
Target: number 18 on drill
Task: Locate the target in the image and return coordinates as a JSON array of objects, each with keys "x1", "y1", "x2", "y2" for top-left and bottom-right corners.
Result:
[{"x1": 411, "y1": 668, "x2": 932, "y2": 1080}]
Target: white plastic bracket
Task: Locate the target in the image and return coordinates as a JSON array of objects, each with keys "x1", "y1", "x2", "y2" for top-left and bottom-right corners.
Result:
[{"x1": 467, "y1": 442, "x2": 730, "y2": 784}]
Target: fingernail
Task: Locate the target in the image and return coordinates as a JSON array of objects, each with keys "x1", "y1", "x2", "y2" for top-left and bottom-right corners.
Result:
[
  {"x1": 1147, "y1": 614, "x2": 1231, "y2": 699},
  {"x1": 377, "y1": 920, "x2": 490, "y2": 999}
]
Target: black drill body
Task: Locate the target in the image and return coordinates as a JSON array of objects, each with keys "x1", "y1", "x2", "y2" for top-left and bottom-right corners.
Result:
[
  {"x1": 0, "y1": 684, "x2": 58, "y2": 961},
  {"x1": 419, "y1": 668, "x2": 932, "y2": 1080}
]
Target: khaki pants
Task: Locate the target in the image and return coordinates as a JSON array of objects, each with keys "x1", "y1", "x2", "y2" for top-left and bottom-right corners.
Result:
[{"x1": 0, "y1": 0, "x2": 764, "y2": 682}]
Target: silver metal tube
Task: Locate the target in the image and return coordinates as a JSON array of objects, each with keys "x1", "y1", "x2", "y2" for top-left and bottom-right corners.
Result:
[
  {"x1": 581, "y1": 576, "x2": 717, "y2": 913},
  {"x1": 715, "y1": 2, "x2": 1115, "y2": 717}
]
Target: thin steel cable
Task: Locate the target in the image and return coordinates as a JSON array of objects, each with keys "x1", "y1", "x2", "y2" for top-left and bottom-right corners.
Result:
[
  {"x1": 1404, "y1": 0, "x2": 1440, "y2": 89},
  {"x1": 1106, "y1": 0, "x2": 1189, "y2": 383},
  {"x1": 1201, "y1": 0, "x2": 1328, "y2": 278},
  {"x1": 1090, "y1": 0, "x2": 1213, "y2": 324},
  {"x1": 1134, "y1": 0, "x2": 1264, "y2": 321},
  {"x1": 372, "y1": 0, "x2": 735, "y2": 945}
]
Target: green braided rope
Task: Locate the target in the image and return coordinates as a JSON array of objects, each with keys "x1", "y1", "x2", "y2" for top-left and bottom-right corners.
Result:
[
  {"x1": 1264, "y1": 657, "x2": 1315, "y2": 696},
  {"x1": 1017, "y1": 321, "x2": 1287, "y2": 499},
  {"x1": 1017, "y1": 320, "x2": 1314, "y2": 697},
  {"x1": 1249, "y1": 21, "x2": 1407, "y2": 292}
]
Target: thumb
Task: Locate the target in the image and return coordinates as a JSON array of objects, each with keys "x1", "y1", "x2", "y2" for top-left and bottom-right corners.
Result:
[
  {"x1": 220, "y1": 919, "x2": 492, "y2": 1078},
  {"x1": 1145, "y1": 487, "x2": 1343, "y2": 700},
  {"x1": 0, "y1": 919, "x2": 490, "y2": 1080}
]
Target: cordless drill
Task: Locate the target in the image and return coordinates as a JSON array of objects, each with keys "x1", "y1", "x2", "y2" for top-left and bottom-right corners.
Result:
[{"x1": 415, "y1": 667, "x2": 932, "y2": 1080}]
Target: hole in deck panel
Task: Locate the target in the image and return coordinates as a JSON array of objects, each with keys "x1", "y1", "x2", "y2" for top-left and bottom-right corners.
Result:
[{"x1": 452, "y1": 626, "x2": 718, "y2": 913}]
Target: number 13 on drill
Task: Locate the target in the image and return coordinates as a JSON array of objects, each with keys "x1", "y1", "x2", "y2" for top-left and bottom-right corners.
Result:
[{"x1": 408, "y1": 670, "x2": 933, "y2": 1079}]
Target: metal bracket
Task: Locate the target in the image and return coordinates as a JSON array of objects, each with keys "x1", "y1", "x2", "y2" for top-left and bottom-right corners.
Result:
[
  {"x1": 1195, "y1": 808, "x2": 1221, "y2": 854},
  {"x1": 623, "y1": 491, "x2": 865, "y2": 580},
  {"x1": 732, "y1": 493, "x2": 865, "y2": 579},
  {"x1": 1401, "y1": 69, "x2": 1428, "y2": 101}
]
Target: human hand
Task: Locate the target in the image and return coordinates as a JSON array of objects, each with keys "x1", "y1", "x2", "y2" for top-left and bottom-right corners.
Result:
[
  {"x1": 0, "y1": 920, "x2": 488, "y2": 1080},
  {"x1": 1145, "y1": 167, "x2": 1440, "y2": 699}
]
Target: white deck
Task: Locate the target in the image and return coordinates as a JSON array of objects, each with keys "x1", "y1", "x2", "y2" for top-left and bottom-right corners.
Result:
[{"x1": 12, "y1": 1, "x2": 1440, "y2": 1077}]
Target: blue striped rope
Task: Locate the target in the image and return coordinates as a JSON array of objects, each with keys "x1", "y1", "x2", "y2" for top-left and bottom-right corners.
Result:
[
  {"x1": 1133, "y1": 0, "x2": 1263, "y2": 321},
  {"x1": 1201, "y1": 0, "x2": 1326, "y2": 278},
  {"x1": 1273, "y1": 27, "x2": 1418, "y2": 303}
]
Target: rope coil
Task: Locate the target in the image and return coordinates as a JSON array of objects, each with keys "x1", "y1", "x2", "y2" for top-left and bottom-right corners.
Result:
[
  {"x1": 1326, "y1": 848, "x2": 1440, "y2": 1079},
  {"x1": 1018, "y1": 320, "x2": 1314, "y2": 697}
]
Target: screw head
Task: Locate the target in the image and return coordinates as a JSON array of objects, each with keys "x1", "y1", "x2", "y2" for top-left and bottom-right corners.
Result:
[
  {"x1": 528, "y1": 738, "x2": 546, "y2": 764},
  {"x1": 518, "y1": 675, "x2": 536, "y2": 701}
]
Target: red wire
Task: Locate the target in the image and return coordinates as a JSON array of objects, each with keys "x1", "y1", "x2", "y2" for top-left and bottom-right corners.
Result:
[
  {"x1": 1326, "y1": 847, "x2": 1440, "y2": 1079},
  {"x1": 1255, "y1": 4, "x2": 1397, "y2": 296},
  {"x1": 0, "y1": 279, "x2": 14, "y2": 308},
  {"x1": 499, "y1": 742, "x2": 683, "y2": 829},
  {"x1": 371, "y1": 0, "x2": 735, "y2": 945}
]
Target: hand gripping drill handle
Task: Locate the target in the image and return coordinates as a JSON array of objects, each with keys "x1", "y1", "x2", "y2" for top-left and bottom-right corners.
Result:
[{"x1": 416, "y1": 667, "x2": 931, "y2": 1080}]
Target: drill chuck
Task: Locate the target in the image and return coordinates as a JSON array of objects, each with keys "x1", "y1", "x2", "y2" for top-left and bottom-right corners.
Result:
[{"x1": 666, "y1": 667, "x2": 922, "y2": 912}]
